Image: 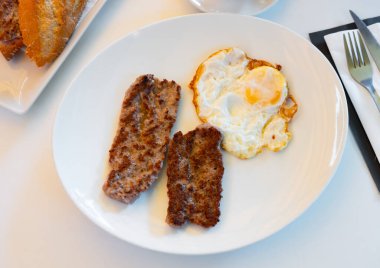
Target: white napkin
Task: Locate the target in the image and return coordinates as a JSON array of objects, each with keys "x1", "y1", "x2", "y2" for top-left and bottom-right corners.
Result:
[{"x1": 324, "y1": 23, "x2": 380, "y2": 161}]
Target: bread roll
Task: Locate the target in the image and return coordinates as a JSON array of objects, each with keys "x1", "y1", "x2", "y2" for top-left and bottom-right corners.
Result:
[
  {"x1": 18, "y1": 0, "x2": 87, "y2": 66},
  {"x1": 0, "y1": 0, "x2": 23, "y2": 60}
]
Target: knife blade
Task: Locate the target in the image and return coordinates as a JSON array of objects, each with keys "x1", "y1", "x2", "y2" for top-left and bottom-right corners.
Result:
[{"x1": 350, "y1": 10, "x2": 380, "y2": 71}]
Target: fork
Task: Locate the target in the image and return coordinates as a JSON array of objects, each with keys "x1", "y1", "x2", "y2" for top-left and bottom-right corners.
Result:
[{"x1": 343, "y1": 31, "x2": 380, "y2": 112}]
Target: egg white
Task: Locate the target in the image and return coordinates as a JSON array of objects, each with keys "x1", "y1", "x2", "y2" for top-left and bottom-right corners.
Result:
[{"x1": 191, "y1": 47, "x2": 296, "y2": 159}]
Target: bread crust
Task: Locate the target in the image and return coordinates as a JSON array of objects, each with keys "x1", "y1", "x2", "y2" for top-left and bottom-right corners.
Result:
[
  {"x1": 18, "y1": 0, "x2": 87, "y2": 66},
  {"x1": 0, "y1": 0, "x2": 23, "y2": 60},
  {"x1": 65, "y1": 0, "x2": 87, "y2": 38}
]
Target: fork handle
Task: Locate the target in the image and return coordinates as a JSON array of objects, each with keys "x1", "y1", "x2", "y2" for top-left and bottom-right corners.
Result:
[
  {"x1": 370, "y1": 91, "x2": 380, "y2": 112},
  {"x1": 362, "y1": 80, "x2": 380, "y2": 112},
  {"x1": 367, "y1": 83, "x2": 380, "y2": 112}
]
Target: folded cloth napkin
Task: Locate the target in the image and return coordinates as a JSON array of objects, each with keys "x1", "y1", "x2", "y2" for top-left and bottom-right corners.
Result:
[{"x1": 325, "y1": 23, "x2": 380, "y2": 161}]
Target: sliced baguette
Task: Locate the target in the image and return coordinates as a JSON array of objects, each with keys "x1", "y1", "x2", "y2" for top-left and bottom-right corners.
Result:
[
  {"x1": 18, "y1": 0, "x2": 87, "y2": 66},
  {"x1": 0, "y1": 0, "x2": 23, "y2": 60}
]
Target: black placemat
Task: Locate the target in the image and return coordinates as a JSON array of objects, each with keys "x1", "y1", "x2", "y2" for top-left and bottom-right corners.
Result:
[{"x1": 309, "y1": 16, "x2": 380, "y2": 192}]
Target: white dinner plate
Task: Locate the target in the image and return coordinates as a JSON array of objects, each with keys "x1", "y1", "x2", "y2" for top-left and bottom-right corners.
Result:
[
  {"x1": 53, "y1": 13, "x2": 348, "y2": 255},
  {"x1": 189, "y1": 0, "x2": 278, "y2": 15},
  {"x1": 0, "y1": 0, "x2": 107, "y2": 114}
]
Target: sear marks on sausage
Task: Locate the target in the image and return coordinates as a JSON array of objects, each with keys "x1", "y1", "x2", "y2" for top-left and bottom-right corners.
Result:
[
  {"x1": 166, "y1": 124, "x2": 224, "y2": 228},
  {"x1": 103, "y1": 74, "x2": 181, "y2": 204}
]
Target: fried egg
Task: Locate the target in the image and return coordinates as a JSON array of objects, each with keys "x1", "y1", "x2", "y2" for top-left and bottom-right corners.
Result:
[{"x1": 189, "y1": 47, "x2": 297, "y2": 159}]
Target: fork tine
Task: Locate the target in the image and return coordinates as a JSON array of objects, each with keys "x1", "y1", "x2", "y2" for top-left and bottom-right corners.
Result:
[
  {"x1": 343, "y1": 34, "x2": 354, "y2": 69},
  {"x1": 353, "y1": 32, "x2": 363, "y2": 66},
  {"x1": 348, "y1": 32, "x2": 359, "y2": 68},
  {"x1": 358, "y1": 32, "x2": 371, "y2": 66}
]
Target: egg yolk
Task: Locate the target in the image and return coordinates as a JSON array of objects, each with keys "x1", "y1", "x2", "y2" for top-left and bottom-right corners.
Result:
[
  {"x1": 245, "y1": 88, "x2": 261, "y2": 104},
  {"x1": 245, "y1": 66, "x2": 286, "y2": 106}
]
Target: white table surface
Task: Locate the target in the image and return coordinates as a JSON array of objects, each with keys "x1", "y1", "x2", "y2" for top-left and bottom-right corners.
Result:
[{"x1": 1, "y1": 0, "x2": 380, "y2": 267}]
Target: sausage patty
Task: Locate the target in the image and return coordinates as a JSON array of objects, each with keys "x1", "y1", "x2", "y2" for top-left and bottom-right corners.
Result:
[{"x1": 103, "y1": 74, "x2": 181, "y2": 204}]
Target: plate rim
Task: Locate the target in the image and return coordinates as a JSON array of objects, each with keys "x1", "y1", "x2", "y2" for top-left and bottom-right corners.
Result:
[
  {"x1": 188, "y1": 0, "x2": 279, "y2": 15},
  {"x1": 52, "y1": 13, "x2": 348, "y2": 255}
]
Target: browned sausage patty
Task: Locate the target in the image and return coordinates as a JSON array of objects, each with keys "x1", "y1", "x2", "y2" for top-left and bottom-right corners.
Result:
[
  {"x1": 103, "y1": 74, "x2": 181, "y2": 204},
  {"x1": 166, "y1": 124, "x2": 224, "y2": 228}
]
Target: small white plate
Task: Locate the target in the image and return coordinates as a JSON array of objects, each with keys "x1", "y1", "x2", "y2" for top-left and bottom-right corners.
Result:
[
  {"x1": 0, "y1": 0, "x2": 107, "y2": 114},
  {"x1": 189, "y1": 0, "x2": 278, "y2": 15},
  {"x1": 53, "y1": 13, "x2": 348, "y2": 255}
]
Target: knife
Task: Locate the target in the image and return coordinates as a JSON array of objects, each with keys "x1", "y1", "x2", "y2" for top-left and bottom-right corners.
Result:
[{"x1": 350, "y1": 10, "x2": 380, "y2": 71}]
